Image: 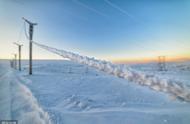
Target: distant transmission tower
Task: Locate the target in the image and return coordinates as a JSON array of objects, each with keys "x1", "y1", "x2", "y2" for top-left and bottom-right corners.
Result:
[{"x1": 158, "y1": 56, "x2": 167, "y2": 71}]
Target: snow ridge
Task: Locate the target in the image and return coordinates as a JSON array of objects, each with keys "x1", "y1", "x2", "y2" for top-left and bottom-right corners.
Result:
[
  {"x1": 33, "y1": 41, "x2": 190, "y2": 102},
  {"x1": 0, "y1": 71, "x2": 12, "y2": 120},
  {"x1": 0, "y1": 67, "x2": 52, "y2": 124},
  {"x1": 11, "y1": 74, "x2": 52, "y2": 124}
]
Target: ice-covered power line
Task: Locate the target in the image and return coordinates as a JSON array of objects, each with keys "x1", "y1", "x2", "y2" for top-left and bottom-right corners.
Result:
[
  {"x1": 33, "y1": 41, "x2": 190, "y2": 102},
  {"x1": 24, "y1": 21, "x2": 30, "y2": 40},
  {"x1": 17, "y1": 22, "x2": 25, "y2": 42}
]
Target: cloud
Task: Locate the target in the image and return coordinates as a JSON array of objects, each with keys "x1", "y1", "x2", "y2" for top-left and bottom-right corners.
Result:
[
  {"x1": 104, "y1": 0, "x2": 134, "y2": 18},
  {"x1": 72, "y1": 0, "x2": 108, "y2": 18}
]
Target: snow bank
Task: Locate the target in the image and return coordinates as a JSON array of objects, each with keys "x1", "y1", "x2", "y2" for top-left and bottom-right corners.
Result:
[
  {"x1": 11, "y1": 74, "x2": 52, "y2": 124},
  {"x1": 33, "y1": 41, "x2": 190, "y2": 102},
  {"x1": 0, "y1": 65, "x2": 52, "y2": 124},
  {"x1": 0, "y1": 71, "x2": 12, "y2": 120}
]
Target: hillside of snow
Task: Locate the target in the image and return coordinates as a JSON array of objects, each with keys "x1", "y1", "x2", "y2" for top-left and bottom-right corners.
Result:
[
  {"x1": 22, "y1": 60, "x2": 190, "y2": 124},
  {"x1": 129, "y1": 61, "x2": 190, "y2": 86},
  {"x1": 0, "y1": 60, "x2": 51, "y2": 124},
  {"x1": 31, "y1": 42, "x2": 190, "y2": 102},
  {"x1": 1, "y1": 60, "x2": 190, "y2": 124}
]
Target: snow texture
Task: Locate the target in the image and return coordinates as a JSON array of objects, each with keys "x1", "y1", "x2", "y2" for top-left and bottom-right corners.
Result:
[
  {"x1": 33, "y1": 41, "x2": 190, "y2": 102},
  {"x1": 21, "y1": 60, "x2": 190, "y2": 124},
  {"x1": 0, "y1": 61, "x2": 52, "y2": 124}
]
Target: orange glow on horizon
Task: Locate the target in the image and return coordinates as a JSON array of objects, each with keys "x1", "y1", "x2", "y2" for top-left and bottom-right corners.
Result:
[{"x1": 111, "y1": 56, "x2": 190, "y2": 64}]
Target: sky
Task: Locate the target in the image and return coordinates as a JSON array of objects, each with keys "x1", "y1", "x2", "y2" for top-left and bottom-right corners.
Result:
[{"x1": 0, "y1": 0, "x2": 190, "y2": 63}]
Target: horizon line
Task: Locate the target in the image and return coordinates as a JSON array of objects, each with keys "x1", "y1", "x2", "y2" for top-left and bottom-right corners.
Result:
[{"x1": 1, "y1": 56, "x2": 190, "y2": 64}]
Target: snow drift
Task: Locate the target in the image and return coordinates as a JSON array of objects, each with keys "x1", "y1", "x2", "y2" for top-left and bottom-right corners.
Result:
[
  {"x1": 0, "y1": 66, "x2": 52, "y2": 124},
  {"x1": 33, "y1": 41, "x2": 190, "y2": 102},
  {"x1": 0, "y1": 71, "x2": 12, "y2": 120},
  {"x1": 11, "y1": 75, "x2": 52, "y2": 124}
]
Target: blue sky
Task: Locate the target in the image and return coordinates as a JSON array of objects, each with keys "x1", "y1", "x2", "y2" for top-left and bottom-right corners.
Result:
[{"x1": 0, "y1": 0, "x2": 190, "y2": 62}]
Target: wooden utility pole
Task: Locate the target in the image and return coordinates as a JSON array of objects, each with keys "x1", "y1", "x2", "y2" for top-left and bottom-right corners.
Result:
[
  {"x1": 10, "y1": 59, "x2": 14, "y2": 68},
  {"x1": 22, "y1": 17, "x2": 37, "y2": 75},
  {"x1": 13, "y1": 54, "x2": 17, "y2": 69},
  {"x1": 158, "y1": 56, "x2": 166, "y2": 71},
  {"x1": 13, "y1": 42, "x2": 23, "y2": 71}
]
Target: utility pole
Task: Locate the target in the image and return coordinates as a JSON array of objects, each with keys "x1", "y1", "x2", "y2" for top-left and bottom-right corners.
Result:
[
  {"x1": 158, "y1": 56, "x2": 166, "y2": 71},
  {"x1": 13, "y1": 42, "x2": 23, "y2": 71},
  {"x1": 10, "y1": 59, "x2": 14, "y2": 68},
  {"x1": 22, "y1": 17, "x2": 37, "y2": 75},
  {"x1": 13, "y1": 54, "x2": 17, "y2": 69}
]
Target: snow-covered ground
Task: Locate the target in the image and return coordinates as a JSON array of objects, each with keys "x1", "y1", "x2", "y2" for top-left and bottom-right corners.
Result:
[
  {"x1": 0, "y1": 60, "x2": 51, "y2": 124},
  {"x1": 129, "y1": 61, "x2": 190, "y2": 86},
  {"x1": 32, "y1": 42, "x2": 190, "y2": 102},
  {"x1": 0, "y1": 59, "x2": 189, "y2": 124}
]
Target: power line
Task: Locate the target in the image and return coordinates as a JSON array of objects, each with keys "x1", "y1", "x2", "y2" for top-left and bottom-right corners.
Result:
[{"x1": 17, "y1": 22, "x2": 25, "y2": 42}]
